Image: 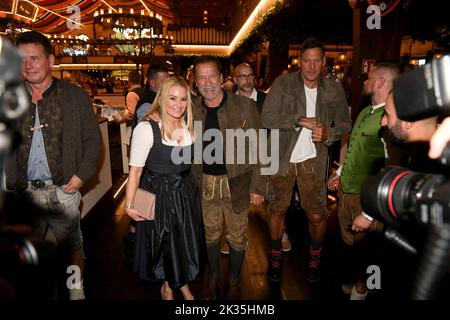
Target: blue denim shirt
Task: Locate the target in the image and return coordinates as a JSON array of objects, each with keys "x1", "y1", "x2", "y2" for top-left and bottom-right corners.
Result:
[{"x1": 27, "y1": 106, "x2": 52, "y2": 181}]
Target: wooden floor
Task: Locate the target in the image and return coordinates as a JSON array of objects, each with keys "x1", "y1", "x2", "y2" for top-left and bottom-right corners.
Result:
[
  {"x1": 80, "y1": 174, "x2": 352, "y2": 301},
  {"x1": 72, "y1": 175, "x2": 450, "y2": 301},
  {"x1": 78, "y1": 133, "x2": 450, "y2": 301}
]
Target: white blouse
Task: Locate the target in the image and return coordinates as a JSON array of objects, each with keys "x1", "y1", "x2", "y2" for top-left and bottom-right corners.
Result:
[{"x1": 129, "y1": 121, "x2": 193, "y2": 167}]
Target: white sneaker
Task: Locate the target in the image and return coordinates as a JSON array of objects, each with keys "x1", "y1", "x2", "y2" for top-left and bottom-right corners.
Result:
[
  {"x1": 341, "y1": 283, "x2": 354, "y2": 295},
  {"x1": 282, "y1": 232, "x2": 291, "y2": 252},
  {"x1": 69, "y1": 282, "x2": 85, "y2": 300},
  {"x1": 350, "y1": 286, "x2": 368, "y2": 300},
  {"x1": 220, "y1": 241, "x2": 230, "y2": 255}
]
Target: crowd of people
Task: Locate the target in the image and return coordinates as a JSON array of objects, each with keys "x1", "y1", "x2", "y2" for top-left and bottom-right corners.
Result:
[{"x1": 3, "y1": 30, "x2": 449, "y2": 301}]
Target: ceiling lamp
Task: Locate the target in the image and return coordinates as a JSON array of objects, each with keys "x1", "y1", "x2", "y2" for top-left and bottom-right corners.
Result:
[
  {"x1": 337, "y1": 52, "x2": 348, "y2": 62},
  {"x1": 92, "y1": 8, "x2": 173, "y2": 56}
]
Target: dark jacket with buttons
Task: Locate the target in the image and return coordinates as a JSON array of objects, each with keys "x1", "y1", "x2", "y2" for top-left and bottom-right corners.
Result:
[{"x1": 6, "y1": 78, "x2": 101, "y2": 191}]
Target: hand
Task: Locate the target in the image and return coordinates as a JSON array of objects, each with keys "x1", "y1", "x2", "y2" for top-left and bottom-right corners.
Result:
[
  {"x1": 429, "y1": 117, "x2": 450, "y2": 159},
  {"x1": 250, "y1": 193, "x2": 265, "y2": 206},
  {"x1": 125, "y1": 207, "x2": 146, "y2": 222},
  {"x1": 143, "y1": 112, "x2": 161, "y2": 122},
  {"x1": 327, "y1": 173, "x2": 340, "y2": 191},
  {"x1": 63, "y1": 175, "x2": 84, "y2": 193},
  {"x1": 351, "y1": 213, "x2": 372, "y2": 232},
  {"x1": 299, "y1": 117, "x2": 316, "y2": 130},
  {"x1": 312, "y1": 121, "x2": 328, "y2": 142}
]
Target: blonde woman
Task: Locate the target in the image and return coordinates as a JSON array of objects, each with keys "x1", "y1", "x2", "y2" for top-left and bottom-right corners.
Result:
[{"x1": 125, "y1": 77, "x2": 202, "y2": 300}]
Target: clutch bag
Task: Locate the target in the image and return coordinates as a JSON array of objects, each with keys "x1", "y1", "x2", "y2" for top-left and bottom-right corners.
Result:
[{"x1": 134, "y1": 188, "x2": 156, "y2": 220}]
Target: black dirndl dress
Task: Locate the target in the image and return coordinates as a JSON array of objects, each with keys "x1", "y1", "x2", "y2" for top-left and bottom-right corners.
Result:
[{"x1": 133, "y1": 120, "x2": 203, "y2": 289}]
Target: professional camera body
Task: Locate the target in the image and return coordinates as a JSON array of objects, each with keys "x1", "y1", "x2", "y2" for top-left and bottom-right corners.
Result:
[{"x1": 360, "y1": 55, "x2": 450, "y2": 299}]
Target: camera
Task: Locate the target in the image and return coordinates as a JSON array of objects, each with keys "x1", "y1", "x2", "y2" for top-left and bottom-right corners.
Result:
[
  {"x1": 362, "y1": 55, "x2": 450, "y2": 226},
  {"x1": 393, "y1": 55, "x2": 450, "y2": 121},
  {"x1": 361, "y1": 167, "x2": 450, "y2": 228},
  {"x1": 360, "y1": 56, "x2": 450, "y2": 299}
]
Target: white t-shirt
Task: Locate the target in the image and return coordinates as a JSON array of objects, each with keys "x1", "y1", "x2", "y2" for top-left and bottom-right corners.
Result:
[
  {"x1": 129, "y1": 121, "x2": 193, "y2": 167},
  {"x1": 290, "y1": 85, "x2": 317, "y2": 163}
]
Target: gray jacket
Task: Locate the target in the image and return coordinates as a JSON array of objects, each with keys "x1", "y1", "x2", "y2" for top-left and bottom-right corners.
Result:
[{"x1": 261, "y1": 72, "x2": 351, "y2": 179}]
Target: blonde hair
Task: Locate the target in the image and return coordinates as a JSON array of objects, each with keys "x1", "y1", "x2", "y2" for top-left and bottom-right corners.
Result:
[{"x1": 148, "y1": 76, "x2": 195, "y2": 142}]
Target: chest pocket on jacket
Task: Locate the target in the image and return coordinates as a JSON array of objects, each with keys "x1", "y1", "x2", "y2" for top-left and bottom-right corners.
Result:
[
  {"x1": 324, "y1": 100, "x2": 338, "y2": 126},
  {"x1": 281, "y1": 94, "x2": 301, "y2": 116}
]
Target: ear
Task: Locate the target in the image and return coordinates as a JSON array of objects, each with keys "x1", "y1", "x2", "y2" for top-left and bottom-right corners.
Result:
[
  {"x1": 49, "y1": 54, "x2": 55, "y2": 68},
  {"x1": 404, "y1": 121, "x2": 414, "y2": 130},
  {"x1": 376, "y1": 77, "x2": 385, "y2": 89}
]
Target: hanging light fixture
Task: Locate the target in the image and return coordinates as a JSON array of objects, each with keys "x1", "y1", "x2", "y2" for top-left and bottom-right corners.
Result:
[
  {"x1": 92, "y1": 7, "x2": 173, "y2": 57},
  {"x1": 337, "y1": 52, "x2": 348, "y2": 62}
]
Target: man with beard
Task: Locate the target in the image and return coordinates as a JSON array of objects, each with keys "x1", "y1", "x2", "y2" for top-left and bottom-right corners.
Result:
[
  {"x1": 381, "y1": 91, "x2": 438, "y2": 143},
  {"x1": 327, "y1": 62, "x2": 399, "y2": 299},
  {"x1": 234, "y1": 63, "x2": 267, "y2": 114}
]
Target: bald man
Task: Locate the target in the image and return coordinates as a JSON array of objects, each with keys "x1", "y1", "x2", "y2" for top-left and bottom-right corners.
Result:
[
  {"x1": 234, "y1": 63, "x2": 266, "y2": 114},
  {"x1": 328, "y1": 62, "x2": 399, "y2": 299}
]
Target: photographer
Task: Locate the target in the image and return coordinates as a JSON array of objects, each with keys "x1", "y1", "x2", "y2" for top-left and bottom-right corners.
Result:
[{"x1": 381, "y1": 92, "x2": 438, "y2": 143}]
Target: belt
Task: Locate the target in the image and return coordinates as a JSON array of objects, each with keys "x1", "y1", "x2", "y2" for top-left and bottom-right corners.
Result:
[{"x1": 30, "y1": 179, "x2": 52, "y2": 189}]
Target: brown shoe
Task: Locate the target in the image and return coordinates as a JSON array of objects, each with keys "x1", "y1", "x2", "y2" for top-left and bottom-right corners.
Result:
[
  {"x1": 202, "y1": 273, "x2": 220, "y2": 300},
  {"x1": 226, "y1": 277, "x2": 241, "y2": 300}
]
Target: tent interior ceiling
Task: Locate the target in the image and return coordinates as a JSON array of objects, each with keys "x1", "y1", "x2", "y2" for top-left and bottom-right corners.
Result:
[{"x1": 1, "y1": 0, "x2": 235, "y2": 34}]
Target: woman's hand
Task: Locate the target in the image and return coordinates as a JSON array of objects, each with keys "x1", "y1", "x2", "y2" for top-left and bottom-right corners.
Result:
[{"x1": 125, "y1": 207, "x2": 146, "y2": 221}]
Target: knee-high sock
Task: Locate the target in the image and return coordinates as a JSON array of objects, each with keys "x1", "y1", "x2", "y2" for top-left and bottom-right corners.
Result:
[
  {"x1": 206, "y1": 241, "x2": 220, "y2": 277},
  {"x1": 229, "y1": 247, "x2": 245, "y2": 280}
]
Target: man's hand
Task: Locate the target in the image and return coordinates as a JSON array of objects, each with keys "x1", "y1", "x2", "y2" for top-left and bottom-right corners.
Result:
[
  {"x1": 312, "y1": 121, "x2": 328, "y2": 142},
  {"x1": 250, "y1": 193, "x2": 265, "y2": 206},
  {"x1": 63, "y1": 175, "x2": 84, "y2": 193},
  {"x1": 327, "y1": 173, "x2": 340, "y2": 191},
  {"x1": 299, "y1": 117, "x2": 316, "y2": 130},
  {"x1": 143, "y1": 113, "x2": 161, "y2": 122},
  {"x1": 429, "y1": 116, "x2": 450, "y2": 159},
  {"x1": 352, "y1": 213, "x2": 372, "y2": 232}
]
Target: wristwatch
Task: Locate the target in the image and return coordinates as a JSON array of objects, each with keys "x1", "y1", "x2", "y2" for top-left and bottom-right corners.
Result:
[
  {"x1": 293, "y1": 117, "x2": 301, "y2": 128},
  {"x1": 124, "y1": 203, "x2": 134, "y2": 209}
]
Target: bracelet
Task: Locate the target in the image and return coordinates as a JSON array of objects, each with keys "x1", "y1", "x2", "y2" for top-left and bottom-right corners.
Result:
[
  {"x1": 362, "y1": 211, "x2": 374, "y2": 221},
  {"x1": 124, "y1": 203, "x2": 134, "y2": 209}
]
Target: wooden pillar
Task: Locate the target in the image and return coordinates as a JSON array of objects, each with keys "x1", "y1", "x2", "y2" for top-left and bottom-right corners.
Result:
[
  {"x1": 350, "y1": 2, "x2": 404, "y2": 120},
  {"x1": 268, "y1": 41, "x2": 289, "y2": 85}
]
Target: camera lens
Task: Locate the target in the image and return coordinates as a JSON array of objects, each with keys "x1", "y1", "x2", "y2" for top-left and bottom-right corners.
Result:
[{"x1": 360, "y1": 167, "x2": 446, "y2": 226}]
